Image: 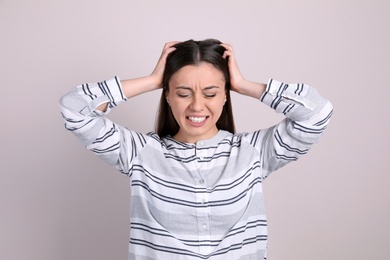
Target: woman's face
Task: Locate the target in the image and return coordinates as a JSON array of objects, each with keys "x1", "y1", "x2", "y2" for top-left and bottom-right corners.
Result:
[{"x1": 166, "y1": 62, "x2": 226, "y2": 143}]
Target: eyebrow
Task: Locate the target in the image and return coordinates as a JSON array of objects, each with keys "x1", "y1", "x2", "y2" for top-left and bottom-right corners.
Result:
[{"x1": 174, "y1": 86, "x2": 220, "y2": 90}]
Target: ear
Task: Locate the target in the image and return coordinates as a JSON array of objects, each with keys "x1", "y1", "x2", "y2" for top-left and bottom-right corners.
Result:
[{"x1": 165, "y1": 89, "x2": 170, "y2": 104}]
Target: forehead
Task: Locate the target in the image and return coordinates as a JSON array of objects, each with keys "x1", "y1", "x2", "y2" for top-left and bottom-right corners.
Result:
[{"x1": 169, "y1": 62, "x2": 225, "y2": 87}]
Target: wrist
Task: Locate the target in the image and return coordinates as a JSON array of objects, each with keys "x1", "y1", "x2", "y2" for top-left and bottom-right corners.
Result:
[
  {"x1": 237, "y1": 80, "x2": 266, "y2": 99},
  {"x1": 148, "y1": 74, "x2": 163, "y2": 90}
]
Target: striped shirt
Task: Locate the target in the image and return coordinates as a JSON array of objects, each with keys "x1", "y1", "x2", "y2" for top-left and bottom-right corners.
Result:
[{"x1": 59, "y1": 77, "x2": 333, "y2": 259}]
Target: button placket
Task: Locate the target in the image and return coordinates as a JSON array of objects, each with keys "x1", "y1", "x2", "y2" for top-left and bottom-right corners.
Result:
[
  {"x1": 191, "y1": 140, "x2": 212, "y2": 253},
  {"x1": 196, "y1": 190, "x2": 209, "y2": 206},
  {"x1": 195, "y1": 187, "x2": 211, "y2": 254},
  {"x1": 197, "y1": 209, "x2": 211, "y2": 254},
  {"x1": 196, "y1": 141, "x2": 206, "y2": 162}
]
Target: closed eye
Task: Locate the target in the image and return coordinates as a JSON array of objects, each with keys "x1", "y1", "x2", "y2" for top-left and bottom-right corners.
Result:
[
  {"x1": 177, "y1": 93, "x2": 191, "y2": 98},
  {"x1": 204, "y1": 93, "x2": 216, "y2": 98}
]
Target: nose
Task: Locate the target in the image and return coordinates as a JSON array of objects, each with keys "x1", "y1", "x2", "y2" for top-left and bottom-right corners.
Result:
[{"x1": 189, "y1": 94, "x2": 204, "y2": 112}]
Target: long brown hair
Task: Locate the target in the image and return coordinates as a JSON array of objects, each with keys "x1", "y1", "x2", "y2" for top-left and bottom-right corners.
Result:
[{"x1": 155, "y1": 39, "x2": 236, "y2": 138}]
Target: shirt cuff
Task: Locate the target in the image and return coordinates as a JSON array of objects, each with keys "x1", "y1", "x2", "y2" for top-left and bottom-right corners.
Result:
[
  {"x1": 91, "y1": 76, "x2": 127, "y2": 114},
  {"x1": 104, "y1": 76, "x2": 128, "y2": 106},
  {"x1": 260, "y1": 79, "x2": 316, "y2": 114}
]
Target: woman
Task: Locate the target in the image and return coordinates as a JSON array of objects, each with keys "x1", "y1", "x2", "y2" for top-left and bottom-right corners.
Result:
[{"x1": 60, "y1": 39, "x2": 333, "y2": 259}]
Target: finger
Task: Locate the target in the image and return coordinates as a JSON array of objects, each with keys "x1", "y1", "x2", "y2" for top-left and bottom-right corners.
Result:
[
  {"x1": 163, "y1": 41, "x2": 180, "y2": 51},
  {"x1": 159, "y1": 41, "x2": 179, "y2": 61},
  {"x1": 156, "y1": 42, "x2": 179, "y2": 65},
  {"x1": 162, "y1": 46, "x2": 177, "y2": 58},
  {"x1": 223, "y1": 50, "x2": 233, "y2": 58},
  {"x1": 220, "y1": 43, "x2": 235, "y2": 59},
  {"x1": 222, "y1": 49, "x2": 235, "y2": 60},
  {"x1": 220, "y1": 43, "x2": 233, "y2": 52}
]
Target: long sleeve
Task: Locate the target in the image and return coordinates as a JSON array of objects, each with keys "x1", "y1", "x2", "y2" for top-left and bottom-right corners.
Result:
[
  {"x1": 251, "y1": 79, "x2": 333, "y2": 177},
  {"x1": 59, "y1": 77, "x2": 147, "y2": 174}
]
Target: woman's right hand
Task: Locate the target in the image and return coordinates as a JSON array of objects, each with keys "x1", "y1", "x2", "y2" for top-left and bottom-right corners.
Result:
[
  {"x1": 150, "y1": 41, "x2": 179, "y2": 88},
  {"x1": 119, "y1": 41, "x2": 179, "y2": 100}
]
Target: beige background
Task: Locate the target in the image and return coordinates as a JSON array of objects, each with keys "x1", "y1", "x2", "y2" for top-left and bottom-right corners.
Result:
[{"x1": 1, "y1": 0, "x2": 389, "y2": 259}]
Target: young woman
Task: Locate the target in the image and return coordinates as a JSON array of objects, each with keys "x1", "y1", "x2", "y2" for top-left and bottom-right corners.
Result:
[{"x1": 60, "y1": 39, "x2": 333, "y2": 259}]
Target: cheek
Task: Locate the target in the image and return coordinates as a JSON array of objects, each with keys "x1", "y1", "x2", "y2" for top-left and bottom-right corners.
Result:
[
  {"x1": 217, "y1": 104, "x2": 225, "y2": 116},
  {"x1": 169, "y1": 102, "x2": 186, "y2": 120},
  {"x1": 215, "y1": 99, "x2": 226, "y2": 111}
]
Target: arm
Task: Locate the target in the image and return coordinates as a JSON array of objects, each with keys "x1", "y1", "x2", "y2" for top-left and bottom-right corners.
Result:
[
  {"x1": 59, "y1": 42, "x2": 178, "y2": 174},
  {"x1": 259, "y1": 79, "x2": 333, "y2": 175},
  {"x1": 59, "y1": 77, "x2": 139, "y2": 174},
  {"x1": 221, "y1": 43, "x2": 333, "y2": 176},
  {"x1": 97, "y1": 42, "x2": 178, "y2": 111},
  {"x1": 221, "y1": 43, "x2": 266, "y2": 99}
]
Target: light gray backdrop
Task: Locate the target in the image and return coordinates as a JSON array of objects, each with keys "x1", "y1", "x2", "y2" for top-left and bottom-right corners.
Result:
[{"x1": 1, "y1": 0, "x2": 389, "y2": 259}]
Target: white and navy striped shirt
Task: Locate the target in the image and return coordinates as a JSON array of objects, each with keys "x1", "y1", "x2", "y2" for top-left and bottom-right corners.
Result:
[{"x1": 60, "y1": 77, "x2": 333, "y2": 259}]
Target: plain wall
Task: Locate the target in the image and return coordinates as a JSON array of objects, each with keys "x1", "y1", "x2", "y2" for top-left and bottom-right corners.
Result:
[{"x1": 1, "y1": 0, "x2": 389, "y2": 259}]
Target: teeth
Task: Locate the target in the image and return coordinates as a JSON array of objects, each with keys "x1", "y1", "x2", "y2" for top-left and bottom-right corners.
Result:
[{"x1": 188, "y1": 116, "x2": 206, "y2": 123}]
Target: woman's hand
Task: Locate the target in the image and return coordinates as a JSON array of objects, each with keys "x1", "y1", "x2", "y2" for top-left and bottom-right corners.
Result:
[
  {"x1": 221, "y1": 43, "x2": 266, "y2": 99},
  {"x1": 150, "y1": 41, "x2": 179, "y2": 88},
  {"x1": 119, "y1": 41, "x2": 179, "y2": 100},
  {"x1": 221, "y1": 43, "x2": 246, "y2": 94}
]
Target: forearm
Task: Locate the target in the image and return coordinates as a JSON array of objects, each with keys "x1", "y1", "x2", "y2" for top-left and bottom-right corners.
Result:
[
  {"x1": 261, "y1": 79, "x2": 333, "y2": 142},
  {"x1": 254, "y1": 80, "x2": 333, "y2": 175},
  {"x1": 235, "y1": 80, "x2": 267, "y2": 99},
  {"x1": 121, "y1": 75, "x2": 160, "y2": 98},
  {"x1": 97, "y1": 75, "x2": 160, "y2": 111},
  {"x1": 59, "y1": 77, "x2": 142, "y2": 172}
]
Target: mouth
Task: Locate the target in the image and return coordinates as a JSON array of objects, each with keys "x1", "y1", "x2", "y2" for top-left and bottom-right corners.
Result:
[{"x1": 187, "y1": 116, "x2": 207, "y2": 123}]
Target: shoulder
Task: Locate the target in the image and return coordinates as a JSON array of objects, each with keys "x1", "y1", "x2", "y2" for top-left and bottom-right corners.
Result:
[
  {"x1": 144, "y1": 131, "x2": 166, "y2": 146},
  {"x1": 145, "y1": 132, "x2": 193, "y2": 151},
  {"x1": 230, "y1": 128, "x2": 275, "y2": 149}
]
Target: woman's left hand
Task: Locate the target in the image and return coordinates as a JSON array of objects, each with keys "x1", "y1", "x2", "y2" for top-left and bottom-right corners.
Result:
[
  {"x1": 221, "y1": 43, "x2": 266, "y2": 99},
  {"x1": 221, "y1": 43, "x2": 246, "y2": 94}
]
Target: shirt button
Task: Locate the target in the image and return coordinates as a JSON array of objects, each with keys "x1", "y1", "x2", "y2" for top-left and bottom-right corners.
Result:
[
  {"x1": 201, "y1": 199, "x2": 206, "y2": 204},
  {"x1": 199, "y1": 179, "x2": 205, "y2": 184},
  {"x1": 202, "y1": 223, "x2": 207, "y2": 229},
  {"x1": 199, "y1": 141, "x2": 204, "y2": 146},
  {"x1": 199, "y1": 157, "x2": 204, "y2": 160}
]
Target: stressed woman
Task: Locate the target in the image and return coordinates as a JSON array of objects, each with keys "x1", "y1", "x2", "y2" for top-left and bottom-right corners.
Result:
[{"x1": 60, "y1": 39, "x2": 333, "y2": 260}]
